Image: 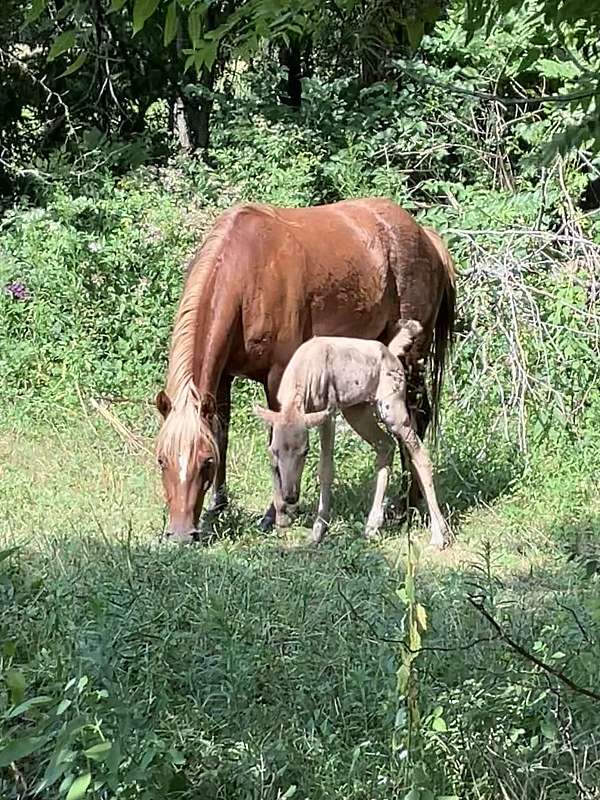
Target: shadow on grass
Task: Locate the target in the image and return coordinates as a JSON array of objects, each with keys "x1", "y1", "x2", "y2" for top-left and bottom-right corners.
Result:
[{"x1": 2, "y1": 510, "x2": 600, "y2": 800}]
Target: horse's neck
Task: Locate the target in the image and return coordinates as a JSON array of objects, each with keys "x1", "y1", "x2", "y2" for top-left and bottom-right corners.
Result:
[{"x1": 167, "y1": 280, "x2": 236, "y2": 400}]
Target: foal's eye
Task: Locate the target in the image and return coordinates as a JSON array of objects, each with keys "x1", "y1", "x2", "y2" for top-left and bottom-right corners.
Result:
[{"x1": 157, "y1": 456, "x2": 166, "y2": 470}]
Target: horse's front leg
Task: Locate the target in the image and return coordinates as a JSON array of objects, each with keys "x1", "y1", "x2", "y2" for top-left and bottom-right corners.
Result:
[
  {"x1": 206, "y1": 374, "x2": 232, "y2": 515},
  {"x1": 259, "y1": 366, "x2": 284, "y2": 532}
]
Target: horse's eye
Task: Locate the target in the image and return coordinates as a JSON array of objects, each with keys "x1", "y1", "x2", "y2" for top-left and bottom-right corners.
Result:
[{"x1": 157, "y1": 456, "x2": 166, "y2": 470}]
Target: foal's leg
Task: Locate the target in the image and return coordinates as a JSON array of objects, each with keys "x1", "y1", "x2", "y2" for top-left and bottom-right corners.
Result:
[
  {"x1": 342, "y1": 404, "x2": 396, "y2": 539},
  {"x1": 377, "y1": 386, "x2": 451, "y2": 549},
  {"x1": 310, "y1": 415, "x2": 335, "y2": 544},
  {"x1": 206, "y1": 374, "x2": 232, "y2": 514}
]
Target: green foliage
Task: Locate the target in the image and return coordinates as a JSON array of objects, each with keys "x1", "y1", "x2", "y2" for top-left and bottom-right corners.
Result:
[
  {"x1": 1, "y1": 8, "x2": 600, "y2": 798},
  {"x1": 0, "y1": 407, "x2": 599, "y2": 798},
  {"x1": 0, "y1": 167, "x2": 220, "y2": 400}
]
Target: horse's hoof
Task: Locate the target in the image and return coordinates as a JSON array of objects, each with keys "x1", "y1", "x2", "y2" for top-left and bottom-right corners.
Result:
[
  {"x1": 258, "y1": 514, "x2": 275, "y2": 532},
  {"x1": 207, "y1": 491, "x2": 228, "y2": 515}
]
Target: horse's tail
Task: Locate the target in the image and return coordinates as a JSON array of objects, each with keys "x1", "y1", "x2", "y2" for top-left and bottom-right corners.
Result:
[{"x1": 423, "y1": 228, "x2": 456, "y2": 438}]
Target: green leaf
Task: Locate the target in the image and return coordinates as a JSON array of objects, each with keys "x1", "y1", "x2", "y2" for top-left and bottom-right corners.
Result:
[
  {"x1": 164, "y1": 2, "x2": 178, "y2": 46},
  {"x1": 397, "y1": 663, "x2": 410, "y2": 692},
  {"x1": 7, "y1": 695, "x2": 53, "y2": 718},
  {"x1": 56, "y1": 698, "x2": 72, "y2": 715},
  {"x1": 110, "y1": 0, "x2": 128, "y2": 10},
  {"x1": 48, "y1": 30, "x2": 77, "y2": 62},
  {"x1": 84, "y1": 742, "x2": 112, "y2": 761},
  {"x1": 540, "y1": 719, "x2": 557, "y2": 740},
  {"x1": 0, "y1": 546, "x2": 20, "y2": 563},
  {"x1": 536, "y1": 58, "x2": 579, "y2": 80},
  {"x1": 133, "y1": 0, "x2": 161, "y2": 35},
  {"x1": 280, "y1": 787, "x2": 297, "y2": 800},
  {"x1": 5, "y1": 669, "x2": 26, "y2": 704},
  {"x1": 188, "y1": 6, "x2": 203, "y2": 48},
  {"x1": 0, "y1": 737, "x2": 45, "y2": 768},
  {"x1": 66, "y1": 772, "x2": 91, "y2": 800},
  {"x1": 59, "y1": 53, "x2": 87, "y2": 78},
  {"x1": 26, "y1": 0, "x2": 48, "y2": 23},
  {"x1": 431, "y1": 716, "x2": 448, "y2": 732},
  {"x1": 415, "y1": 603, "x2": 427, "y2": 631},
  {"x1": 2, "y1": 640, "x2": 16, "y2": 658},
  {"x1": 404, "y1": 19, "x2": 424, "y2": 51}
]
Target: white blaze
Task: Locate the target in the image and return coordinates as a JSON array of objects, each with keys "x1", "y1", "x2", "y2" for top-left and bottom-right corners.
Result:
[{"x1": 178, "y1": 454, "x2": 188, "y2": 483}]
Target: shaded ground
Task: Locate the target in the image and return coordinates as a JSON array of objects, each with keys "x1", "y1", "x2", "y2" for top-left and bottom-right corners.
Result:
[{"x1": 1, "y1": 402, "x2": 599, "y2": 799}]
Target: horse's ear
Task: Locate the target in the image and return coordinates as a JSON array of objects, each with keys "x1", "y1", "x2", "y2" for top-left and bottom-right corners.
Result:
[
  {"x1": 200, "y1": 395, "x2": 216, "y2": 420},
  {"x1": 155, "y1": 390, "x2": 172, "y2": 419},
  {"x1": 254, "y1": 406, "x2": 280, "y2": 427},
  {"x1": 303, "y1": 410, "x2": 331, "y2": 429}
]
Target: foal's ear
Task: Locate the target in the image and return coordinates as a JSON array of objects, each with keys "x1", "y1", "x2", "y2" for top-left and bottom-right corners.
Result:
[
  {"x1": 254, "y1": 406, "x2": 280, "y2": 427},
  {"x1": 303, "y1": 410, "x2": 331, "y2": 429},
  {"x1": 155, "y1": 390, "x2": 172, "y2": 419}
]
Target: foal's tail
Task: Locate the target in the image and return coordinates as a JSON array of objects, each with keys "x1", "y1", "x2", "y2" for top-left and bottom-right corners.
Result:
[{"x1": 423, "y1": 228, "x2": 457, "y2": 437}]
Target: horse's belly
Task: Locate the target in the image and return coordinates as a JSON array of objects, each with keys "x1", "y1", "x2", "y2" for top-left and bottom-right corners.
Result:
[{"x1": 310, "y1": 278, "x2": 396, "y2": 339}]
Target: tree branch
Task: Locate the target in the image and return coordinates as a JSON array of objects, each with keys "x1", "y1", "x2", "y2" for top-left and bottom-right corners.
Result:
[{"x1": 467, "y1": 595, "x2": 600, "y2": 703}]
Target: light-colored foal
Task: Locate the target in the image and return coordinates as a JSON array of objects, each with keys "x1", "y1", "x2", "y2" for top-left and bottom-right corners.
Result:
[{"x1": 256, "y1": 321, "x2": 452, "y2": 549}]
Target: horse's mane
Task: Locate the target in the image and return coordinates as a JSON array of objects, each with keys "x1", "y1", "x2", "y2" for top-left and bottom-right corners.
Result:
[
  {"x1": 156, "y1": 380, "x2": 220, "y2": 469},
  {"x1": 167, "y1": 202, "x2": 283, "y2": 396},
  {"x1": 158, "y1": 202, "x2": 290, "y2": 467}
]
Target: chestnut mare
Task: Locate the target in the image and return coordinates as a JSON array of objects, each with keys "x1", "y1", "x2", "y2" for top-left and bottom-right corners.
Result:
[{"x1": 155, "y1": 198, "x2": 456, "y2": 543}]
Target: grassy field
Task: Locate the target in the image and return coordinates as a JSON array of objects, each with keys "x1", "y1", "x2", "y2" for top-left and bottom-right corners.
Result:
[{"x1": 1, "y1": 389, "x2": 599, "y2": 800}]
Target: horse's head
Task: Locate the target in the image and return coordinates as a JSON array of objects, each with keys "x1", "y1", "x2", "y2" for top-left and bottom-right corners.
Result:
[
  {"x1": 155, "y1": 389, "x2": 219, "y2": 543},
  {"x1": 255, "y1": 406, "x2": 329, "y2": 526}
]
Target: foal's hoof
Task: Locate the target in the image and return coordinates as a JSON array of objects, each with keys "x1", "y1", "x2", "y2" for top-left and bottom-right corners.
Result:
[
  {"x1": 275, "y1": 512, "x2": 293, "y2": 529},
  {"x1": 309, "y1": 520, "x2": 328, "y2": 545},
  {"x1": 363, "y1": 525, "x2": 381, "y2": 540},
  {"x1": 429, "y1": 526, "x2": 453, "y2": 550}
]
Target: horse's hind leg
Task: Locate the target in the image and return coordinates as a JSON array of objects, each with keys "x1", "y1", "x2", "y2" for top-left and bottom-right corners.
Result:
[
  {"x1": 342, "y1": 404, "x2": 395, "y2": 539},
  {"x1": 404, "y1": 362, "x2": 431, "y2": 510},
  {"x1": 207, "y1": 374, "x2": 232, "y2": 514},
  {"x1": 377, "y1": 387, "x2": 451, "y2": 549},
  {"x1": 310, "y1": 415, "x2": 335, "y2": 544}
]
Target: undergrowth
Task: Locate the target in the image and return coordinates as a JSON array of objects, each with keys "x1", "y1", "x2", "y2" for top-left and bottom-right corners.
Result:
[{"x1": 1, "y1": 71, "x2": 599, "y2": 800}]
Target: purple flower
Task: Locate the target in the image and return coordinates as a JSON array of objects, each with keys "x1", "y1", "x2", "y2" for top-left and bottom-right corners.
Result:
[{"x1": 4, "y1": 281, "x2": 30, "y2": 301}]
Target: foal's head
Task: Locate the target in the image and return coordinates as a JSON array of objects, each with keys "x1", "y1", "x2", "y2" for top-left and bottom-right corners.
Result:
[
  {"x1": 155, "y1": 389, "x2": 219, "y2": 543},
  {"x1": 255, "y1": 406, "x2": 329, "y2": 525}
]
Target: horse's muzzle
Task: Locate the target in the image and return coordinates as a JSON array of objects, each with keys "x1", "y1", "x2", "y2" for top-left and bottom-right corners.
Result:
[{"x1": 164, "y1": 529, "x2": 198, "y2": 545}]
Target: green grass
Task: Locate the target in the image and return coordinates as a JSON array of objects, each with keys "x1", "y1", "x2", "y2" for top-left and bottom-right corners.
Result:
[{"x1": 1, "y1": 393, "x2": 600, "y2": 799}]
